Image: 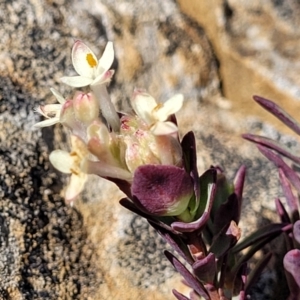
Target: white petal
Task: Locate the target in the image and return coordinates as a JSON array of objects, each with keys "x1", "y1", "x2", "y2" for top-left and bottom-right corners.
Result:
[
  {"x1": 151, "y1": 121, "x2": 178, "y2": 135},
  {"x1": 124, "y1": 138, "x2": 144, "y2": 173},
  {"x1": 91, "y1": 69, "x2": 115, "y2": 86},
  {"x1": 91, "y1": 84, "x2": 120, "y2": 131},
  {"x1": 72, "y1": 40, "x2": 98, "y2": 77},
  {"x1": 97, "y1": 42, "x2": 114, "y2": 74},
  {"x1": 34, "y1": 106, "x2": 48, "y2": 118},
  {"x1": 60, "y1": 76, "x2": 93, "y2": 87},
  {"x1": 131, "y1": 90, "x2": 157, "y2": 124},
  {"x1": 65, "y1": 173, "x2": 87, "y2": 203},
  {"x1": 91, "y1": 122, "x2": 110, "y2": 144},
  {"x1": 70, "y1": 135, "x2": 89, "y2": 158},
  {"x1": 49, "y1": 150, "x2": 73, "y2": 173},
  {"x1": 50, "y1": 88, "x2": 66, "y2": 104},
  {"x1": 34, "y1": 117, "x2": 60, "y2": 128},
  {"x1": 39, "y1": 104, "x2": 62, "y2": 118},
  {"x1": 83, "y1": 159, "x2": 132, "y2": 181},
  {"x1": 154, "y1": 94, "x2": 184, "y2": 122}
]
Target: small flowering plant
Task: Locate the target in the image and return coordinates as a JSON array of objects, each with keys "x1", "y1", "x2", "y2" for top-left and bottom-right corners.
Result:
[
  {"x1": 34, "y1": 41, "x2": 286, "y2": 299},
  {"x1": 35, "y1": 40, "x2": 186, "y2": 206}
]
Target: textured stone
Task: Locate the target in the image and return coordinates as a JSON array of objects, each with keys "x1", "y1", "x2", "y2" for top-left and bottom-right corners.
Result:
[
  {"x1": 178, "y1": 0, "x2": 300, "y2": 135},
  {"x1": 0, "y1": 0, "x2": 299, "y2": 299},
  {"x1": 0, "y1": 0, "x2": 216, "y2": 299}
]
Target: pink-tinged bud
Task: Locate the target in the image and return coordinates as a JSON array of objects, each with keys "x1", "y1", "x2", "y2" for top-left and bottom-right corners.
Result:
[
  {"x1": 102, "y1": 70, "x2": 115, "y2": 83},
  {"x1": 87, "y1": 136, "x2": 119, "y2": 167},
  {"x1": 131, "y1": 165, "x2": 194, "y2": 220},
  {"x1": 60, "y1": 100, "x2": 85, "y2": 137},
  {"x1": 124, "y1": 132, "x2": 161, "y2": 173},
  {"x1": 73, "y1": 92, "x2": 99, "y2": 125},
  {"x1": 60, "y1": 100, "x2": 76, "y2": 128},
  {"x1": 120, "y1": 115, "x2": 160, "y2": 172}
]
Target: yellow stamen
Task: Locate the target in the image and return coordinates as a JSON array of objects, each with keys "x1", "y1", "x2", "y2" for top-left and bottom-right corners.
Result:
[
  {"x1": 70, "y1": 168, "x2": 80, "y2": 176},
  {"x1": 153, "y1": 103, "x2": 163, "y2": 112},
  {"x1": 86, "y1": 53, "x2": 97, "y2": 68}
]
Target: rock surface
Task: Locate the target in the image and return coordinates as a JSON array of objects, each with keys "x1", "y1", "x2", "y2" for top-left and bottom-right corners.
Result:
[
  {"x1": 0, "y1": 0, "x2": 299, "y2": 299},
  {"x1": 178, "y1": 0, "x2": 300, "y2": 135}
]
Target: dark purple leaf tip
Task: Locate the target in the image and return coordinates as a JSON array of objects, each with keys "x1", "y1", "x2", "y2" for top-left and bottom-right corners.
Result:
[{"x1": 131, "y1": 164, "x2": 194, "y2": 218}]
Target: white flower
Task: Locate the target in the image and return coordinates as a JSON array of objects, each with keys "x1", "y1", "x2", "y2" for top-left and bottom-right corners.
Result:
[
  {"x1": 49, "y1": 135, "x2": 89, "y2": 205},
  {"x1": 60, "y1": 40, "x2": 115, "y2": 87},
  {"x1": 131, "y1": 89, "x2": 184, "y2": 135},
  {"x1": 34, "y1": 88, "x2": 66, "y2": 128}
]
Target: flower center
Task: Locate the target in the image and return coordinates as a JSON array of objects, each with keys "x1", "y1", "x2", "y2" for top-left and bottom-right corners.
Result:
[
  {"x1": 153, "y1": 103, "x2": 163, "y2": 112},
  {"x1": 69, "y1": 151, "x2": 82, "y2": 175},
  {"x1": 86, "y1": 53, "x2": 97, "y2": 68}
]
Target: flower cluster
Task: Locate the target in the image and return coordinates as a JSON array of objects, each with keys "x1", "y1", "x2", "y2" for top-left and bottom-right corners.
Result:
[{"x1": 34, "y1": 41, "x2": 188, "y2": 215}]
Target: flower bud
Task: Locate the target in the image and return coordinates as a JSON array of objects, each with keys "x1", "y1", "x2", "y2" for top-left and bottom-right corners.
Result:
[
  {"x1": 155, "y1": 135, "x2": 182, "y2": 166},
  {"x1": 87, "y1": 121, "x2": 125, "y2": 168},
  {"x1": 131, "y1": 165, "x2": 194, "y2": 220},
  {"x1": 73, "y1": 92, "x2": 99, "y2": 125},
  {"x1": 120, "y1": 115, "x2": 160, "y2": 172},
  {"x1": 60, "y1": 100, "x2": 77, "y2": 129}
]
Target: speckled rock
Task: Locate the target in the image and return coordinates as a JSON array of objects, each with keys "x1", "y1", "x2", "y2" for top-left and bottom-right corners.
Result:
[
  {"x1": 0, "y1": 1, "x2": 217, "y2": 299},
  {"x1": 0, "y1": 0, "x2": 298, "y2": 299},
  {"x1": 178, "y1": 0, "x2": 300, "y2": 135}
]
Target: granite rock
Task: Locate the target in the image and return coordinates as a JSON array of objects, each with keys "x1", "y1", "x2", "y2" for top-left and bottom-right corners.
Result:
[
  {"x1": 0, "y1": 0, "x2": 299, "y2": 299},
  {"x1": 178, "y1": 0, "x2": 300, "y2": 135}
]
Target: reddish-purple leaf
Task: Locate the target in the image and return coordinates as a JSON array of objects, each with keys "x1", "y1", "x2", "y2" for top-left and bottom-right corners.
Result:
[
  {"x1": 119, "y1": 198, "x2": 177, "y2": 233},
  {"x1": 165, "y1": 251, "x2": 210, "y2": 300},
  {"x1": 149, "y1": 221, "x2": 194, "y2": 265},
  {"x1": 242, "y1": 133, "x2": 300, "y2": 166},
  {"x1": 253, "y1": 95, "x2": 300, "y2": 136},
  {"x1": 181, "y1": 131, "x2": 200, "y2": 209},
  {"x1": 279, "y1": 168, "x2": 300, "y2": 220},
  {"x1": 171, "y1": 212, "x2": 211, "y2": 233},
  {"x1": 213, "y1": 193, "x2": 239, "y2": 235},
  {"x1": 172, "y1": 289, "x2": 190, "y2": 300},
  {"x1": 203, "y1": 284, "x2": 219, "y2": 300},
  {"x1": 193, "y1": 253, "x2": 216, "y2": 283},
  {"x1": 257, "y1": 145, "x2": 300, "y2": 196},
  {"x1": 170, "y1": 166, "x2": 216, "y2": 233},
  {"x1": 106, "y1": 177, "x2": 132, "y2": 198},
  {"x1": 131, "y1": 165, "x2": 194, "y2": 216},
  {"x1": 275, "y1": 198, "x2": 291, "y2": 223},
  {"x1": 293, "y1": 220, "x2": 300, "y2": 244},
  {"x1": 233, "y1": 165, "x2": 246, "y2": 223},
  {"x1": 171, "y1": 182, "x2": 216, "y2": 233},
  {"x1": 284, "y1": 249, "x2": 300, "y2": 297},
  {"x1": 198, "y1": 167, "x2": 217, "y2": 216},
  {"x1": 209, "y1": 221, "x2": 240, "y2": 258},
  {"x1": 233, "y1": 223, "x2": 291, "y2": 276},
  {"x1": 232, "y1": 223, "x2": 292, "y2": 253}
]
